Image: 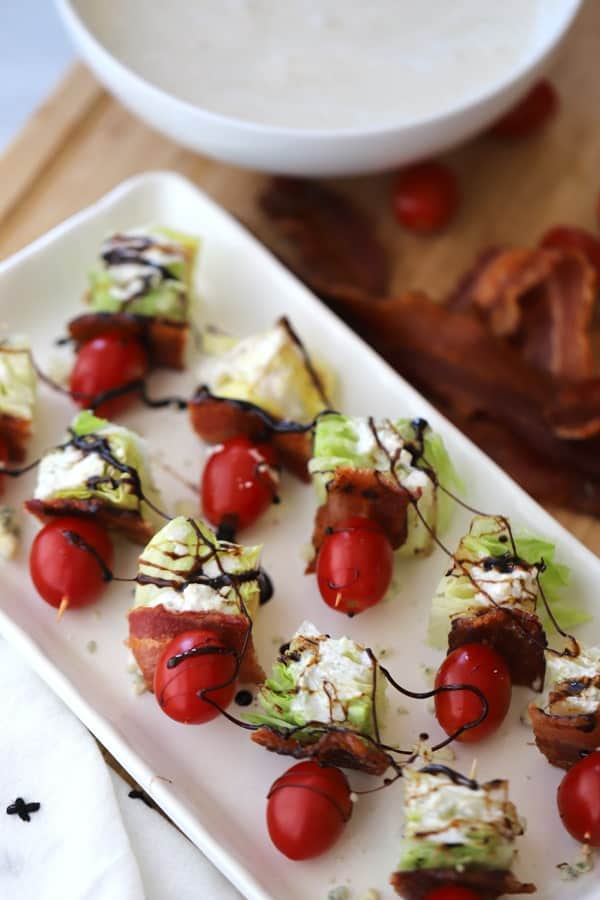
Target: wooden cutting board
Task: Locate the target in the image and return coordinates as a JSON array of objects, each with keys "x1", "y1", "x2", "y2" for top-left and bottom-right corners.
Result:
[{"x1": 0, "y1": 0, "x2": 598, "y2": 568}]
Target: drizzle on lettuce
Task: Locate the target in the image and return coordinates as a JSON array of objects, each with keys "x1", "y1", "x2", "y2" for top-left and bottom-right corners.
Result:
[
  {"x1": 34, "y1": 410, "x2": 157, "y2": 517},
  {"x1": 309, "y1": 413, "x2": 461, "y2": 555},
  {"x1": 428, "y1": 514, "x2": 586, "y2": 648},
  {"x1": 396, "y1": 767, "x2": 524, "y2": 873},
  {"x1": 87, "y1": 226, "x2": 199, "y2": 321},
  {"x1": 134, "y1": 515, "x2": 262, "y2": 618}
]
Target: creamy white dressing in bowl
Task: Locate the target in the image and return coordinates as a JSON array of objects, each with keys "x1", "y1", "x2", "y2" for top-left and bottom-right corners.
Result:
[{"x1": 57, "y1": 0, "x2": 581, "y2": 173}]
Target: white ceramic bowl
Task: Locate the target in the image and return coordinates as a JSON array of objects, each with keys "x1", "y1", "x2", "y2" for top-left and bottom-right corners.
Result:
[{"x1": 56, "y1": 0, "x2": 581, "y2": 176}]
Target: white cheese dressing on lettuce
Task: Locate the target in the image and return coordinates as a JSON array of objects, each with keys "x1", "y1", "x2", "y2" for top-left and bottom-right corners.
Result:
[
  {"x1": 286, "y1": 621, "x2": 375, "y2": 724},
  {"x1": 135, "y1": 516, "x2": 262, "y2": 619},
  {"x1": 544, "y1": 646, "x2": 600, "y2": 715},
  {"x1": 100, "y1": 230, "x2": 187, "y2": 303},
  {"x1": 468, "y1": 563, "x2": 538, "y2": 613},
  {"x1": 35, "y1": 445, "x2": 105, "y2": 499},
  {"x1": 403, "y1": 768, "x2": 523, "y2": 846},
  {"x1": 34, "y1": 421, "x2": 150, "y2": 504}
]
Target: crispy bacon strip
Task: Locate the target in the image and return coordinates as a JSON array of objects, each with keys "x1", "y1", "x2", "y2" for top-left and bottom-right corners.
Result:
[
  {"x1": 308, "y1": 467, "x2": 410, "y2": 572},
  {"x1": 251, "y1": 725, "x2": 390, "y2": 775},
  {"x1": 447, "y1": 246, "x2": 596, "y2": 381},
  {"x1": 188, "y1": 388, "x2": 312, "y2": 481},
  {"x1": 0, "y1": 412, "x2": 32, "y2": 462},
  {"x1": 25, "y1": 498, "x2": 153, "y2": 545},
  {"x1": 260, "y1": 177, "x2": 390, "y2": 300},
  {"x1": 529, "y1": 703, "x2": 600, "y2": 770},
  {"x1": 544, "y1": 380, "x2": 600, "y2": 440},
  {"x1": 128, "y1": 605, "x2": 265, "y2": 691},
  {"x1": 328, "y1": 292, "x2": 600, "y2": 482},
  {"x1": 448, "y1": 607, "x2": 547, "y2": 691},
  {"x1": 69, "y1": 312, "x2": 188, "y2": 369},
  {"x1": 458, "y1": 416, "x2": 600, "y2": 516},
  {"x1": 391, "y1": 867, "x2": 535, "y2": 899}
]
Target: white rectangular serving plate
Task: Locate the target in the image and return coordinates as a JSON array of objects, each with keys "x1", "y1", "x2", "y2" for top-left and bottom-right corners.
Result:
[{"x1": 1, "y1": 171, "x2": 598, "y2": 900}]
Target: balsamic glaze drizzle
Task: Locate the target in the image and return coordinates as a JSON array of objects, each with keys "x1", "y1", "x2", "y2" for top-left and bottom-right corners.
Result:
[{"x1": 192, "y1": 385, "x2": 335, "y2": 437}]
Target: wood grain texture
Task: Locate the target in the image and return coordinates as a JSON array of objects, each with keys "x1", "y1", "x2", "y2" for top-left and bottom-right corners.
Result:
[{"x1": 0, "y1": 2, "x2": 598, "y2": 562}]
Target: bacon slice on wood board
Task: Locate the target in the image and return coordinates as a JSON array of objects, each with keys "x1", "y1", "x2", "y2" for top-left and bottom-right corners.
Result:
[
  {"x1": 447, "y1": 246, "x2": 596, "y2": 381},
  {"x1": 259, "y1": 177, "x2": 600, "y2": 520},
  {"x1": 260, "y1": 177, "x2": 390, "y2": 300},
  {"x1": 128, "y1": 605, "x2": 265, "y2": 691}
]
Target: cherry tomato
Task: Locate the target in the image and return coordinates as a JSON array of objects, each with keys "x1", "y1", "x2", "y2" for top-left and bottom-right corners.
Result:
[
  {"x1": 557, "y1": 751, "x2": 600, "y2": 846},
  {"x1": 266, "y1": 761, "x2": 352, "y2": 860},
  {"x1": 154, "y1": 630, "x2": 238, "y2": 724},
  {"x1": 201, "y1": 437, "x2": 279, "y2": 535},
  {"x1": 540, "y1": 225, "x2": 600, "y2": 280},
  {"x1": 0, "y1": 434, "x2": 9, "y2": 494},
  {"x1": 392, "y1": 161, "x2": 459, "y2": 233},
  {"x1": 70, "y1": 331, "x2": 149, "y2": 418},
  {"x1": 316, "y1": 516, "x2": 393, "y2": 615},
  {"x1": 434, "y1": 644, "x2": 511, "y2": 743},
  {"x1": 29, "y1": 517, "x2": 113, "y2": 613},
  {"x1": 488, "y1": 79, "x2": 558, "y2": 138},
  {"x1": 423, "y1": 888, "x2": 483, "y2": 900}
]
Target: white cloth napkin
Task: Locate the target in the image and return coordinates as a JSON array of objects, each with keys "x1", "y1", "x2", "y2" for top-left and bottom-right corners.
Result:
[{"x1": 0, "y1": 638, "x2": 242, "y2": 900}]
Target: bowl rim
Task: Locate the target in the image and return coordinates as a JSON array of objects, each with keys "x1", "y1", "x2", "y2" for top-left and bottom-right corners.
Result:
[{"x1": 57, "y1": 0, "x2": 582, "y2": 141}]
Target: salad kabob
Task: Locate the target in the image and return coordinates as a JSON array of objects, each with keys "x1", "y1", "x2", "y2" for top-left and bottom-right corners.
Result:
[
  {"x1": 190, "y1": 316, "x2": 334, "y2": 537},
  {"x1": 67, "y1": 227, "x2": 199, "y2": 417},
  {"x1": 307, "y1": 412, "x2": 458, "y2": 614}
]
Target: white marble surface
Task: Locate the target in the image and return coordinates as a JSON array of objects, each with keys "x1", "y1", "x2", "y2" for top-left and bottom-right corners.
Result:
[{"x1": 0, "y1": 1, "x2": 73, "y2": 149}]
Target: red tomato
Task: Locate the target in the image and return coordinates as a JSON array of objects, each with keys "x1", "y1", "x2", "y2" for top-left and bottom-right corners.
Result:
[
  {"x1": 201, "y1": 437, "x2": 279, "y2": 534},
  {"x1": 266, "y1": 761, "x2": 352, "y2": 860},
  {"x1": 424, "y1": 888, "x2": 483, "y2": 900},
  {"x1": 434, "y1": 644, "x2": 511, "y2": 743},
  {"x1": 0, "y1": 434, "x2": 8, "y2": 494},
  {"x1": 488, "y1": 79, "x2": 558, "y2": 138},
  {"x1": 316, "y1": 516, "x2": 393, "y2": 615},
  {"x1": 540, "y1": 225, "x2": 600, "y2": 280},
  {"x1": 29, "y1": 517, "x2": 113, "y2": 612},
  {"x1": 557, "y1": 751, "x2": 600, "y2": 846},
  {"x1": 392, "y1": 162, "x2": 459, "y2": 233},
  {"x1": 154, "y1": 630, "x2": 238, "y2": 724},
  {"x1": 70, "y1": 331, "x2": 149, "y2": 418}
]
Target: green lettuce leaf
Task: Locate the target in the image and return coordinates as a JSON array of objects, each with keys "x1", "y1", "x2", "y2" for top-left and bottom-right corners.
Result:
[
  {"x1": 39, "y1": 412, "x2": 154, "y2": 515},
  {"x1": 87, "y1": 226, "x2": 199, "y2": 321},
  {"x1": 428, "y1": 515, "x2": 586, "y2": 648},
  {"x1": 134, "y1": 516, "x2": 262, "y2": 616}
]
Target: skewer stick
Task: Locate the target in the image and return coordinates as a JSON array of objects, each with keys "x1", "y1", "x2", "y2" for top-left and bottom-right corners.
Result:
[{"x1": 56, "y1": 596, "x2": 69, "y2": 622}]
